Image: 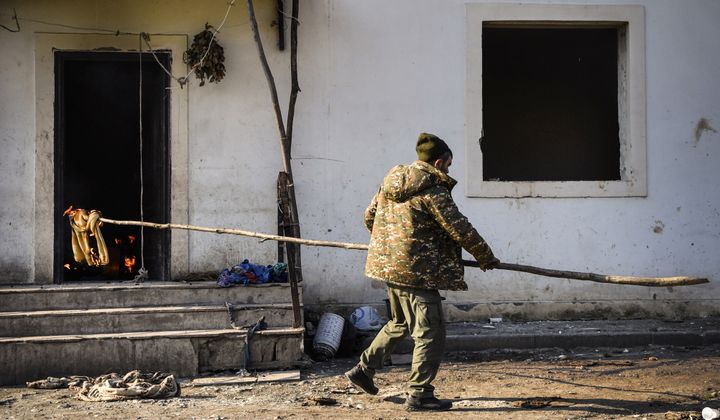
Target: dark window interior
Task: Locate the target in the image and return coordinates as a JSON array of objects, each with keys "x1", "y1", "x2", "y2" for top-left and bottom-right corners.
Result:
[
  {"x1": 482, "y1": 27, "x2": 620, "y2": 182},
  {"x1": 54, "y1": 51, "x2": 170, "y2": 282}
]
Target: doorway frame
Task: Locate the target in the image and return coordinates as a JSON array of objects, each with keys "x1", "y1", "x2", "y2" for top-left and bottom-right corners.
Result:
[
  {"x1": 34, "y1": 33, "x2": 190, "y2": 284},
  {"x1": 53, "y1": 50, "x2": 171, "y2": 283}
]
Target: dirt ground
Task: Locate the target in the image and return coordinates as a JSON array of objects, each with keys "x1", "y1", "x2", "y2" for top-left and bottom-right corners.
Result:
[{"x1": 1, "y1": 345, "x2": 719, "y2": 419}]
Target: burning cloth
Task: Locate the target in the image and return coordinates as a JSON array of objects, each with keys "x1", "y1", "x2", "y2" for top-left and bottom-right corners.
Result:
[{"x1": 63, "y1": 206, "x2": 109, "y2": 267}]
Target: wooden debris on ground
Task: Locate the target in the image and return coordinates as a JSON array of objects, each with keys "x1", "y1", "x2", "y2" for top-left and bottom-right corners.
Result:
[
  {"x1": 190, "y1": 370, "x2": 300, "y2": 387},
  {"x1": 512, "y1": 397, "x2": 564, "y2": 408}
]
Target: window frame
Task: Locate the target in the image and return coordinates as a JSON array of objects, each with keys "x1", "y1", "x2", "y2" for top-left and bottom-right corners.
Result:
[{"x1": 465, "y1": 4, "x2": 646, "y2": 198}]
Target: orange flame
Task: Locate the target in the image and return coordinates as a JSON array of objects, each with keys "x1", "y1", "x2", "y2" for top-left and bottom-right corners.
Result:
[{"x1": 124, "y1": 256, "x2": 136, "y2": 272}]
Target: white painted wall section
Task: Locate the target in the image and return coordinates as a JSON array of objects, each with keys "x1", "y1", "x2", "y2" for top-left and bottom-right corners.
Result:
[{"x1": 0, "y1": 0, "x2": 717, "y2": 320}]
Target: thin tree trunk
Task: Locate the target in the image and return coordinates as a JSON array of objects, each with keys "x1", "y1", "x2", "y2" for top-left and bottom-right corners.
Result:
[
  {"x1": 286, "y1": 0, "x2": 300, "y2": 149},
  {"x1": 277, "y1": 174, "x2": 302, "y2": 327},
  {"x1": 246, "y1": 0, "x2": 291, "y2": 174},
  {"x1": 278, "y1": 172, "x2": 303, "y2": 283},
  {"x1": 246, "y1": 0, "x2": 304, "y2": 284},
  {"x1": 281, "y1": 0, "x2": 303, "y2": 284}
]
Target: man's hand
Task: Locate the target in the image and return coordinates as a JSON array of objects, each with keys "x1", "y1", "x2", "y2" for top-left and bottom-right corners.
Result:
[{"x1": 478, "y1": 257, "x2": 500, "y2": 272}]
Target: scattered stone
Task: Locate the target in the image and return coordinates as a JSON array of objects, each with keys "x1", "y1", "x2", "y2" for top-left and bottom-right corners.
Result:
[
  {"x1": 664, "y1": 411, "x2": 700, "y2": 420},
  {"x1": 330, "y1": 387, "x2": 360, "y2": 394},
  {"x1": 607, "y1": 360, "x2": 635, "y2": 366},
  {"x1": 511, "y1": 397, "x2": 561, "y2": 408},
  {"x1": 379, "y1": 391, "x2": 404, "y2": 401},
  {"x1": 307, "y1": 396, "x2": 337, "y2": 406}
]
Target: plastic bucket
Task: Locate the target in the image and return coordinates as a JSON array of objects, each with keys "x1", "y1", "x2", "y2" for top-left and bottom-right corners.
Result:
[{"x1": 313, "y1": 312, "x2": 345, "y2": 359}]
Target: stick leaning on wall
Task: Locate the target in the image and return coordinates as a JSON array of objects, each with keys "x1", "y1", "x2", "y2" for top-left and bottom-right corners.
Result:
[{"x1": 65, "y1": 209, "x2": 708, "y2": 288}]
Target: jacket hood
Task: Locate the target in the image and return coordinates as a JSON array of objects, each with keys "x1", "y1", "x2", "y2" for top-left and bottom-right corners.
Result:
[{"x1": 382, "y1": 160, "x2": 457, "y2": 202}]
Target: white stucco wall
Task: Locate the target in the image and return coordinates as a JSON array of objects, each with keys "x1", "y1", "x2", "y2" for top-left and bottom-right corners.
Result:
[{"x1": 0, "y1": 0, "x2": 718, "y2": 320}]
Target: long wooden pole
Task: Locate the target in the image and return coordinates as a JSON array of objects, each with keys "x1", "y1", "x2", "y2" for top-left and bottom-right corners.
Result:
[
  {"x1": 460, "y1": 260, "x2": 707, "y2": 287},
  {"x1": 98, "y1": 217, "x2": 708, "y2": 287},
  {"x1": 100, "y1": 218, "x2": 368, "y2": 249}
]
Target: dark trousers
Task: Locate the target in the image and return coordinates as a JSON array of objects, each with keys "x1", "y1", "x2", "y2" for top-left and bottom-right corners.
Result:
[{"x1": 359, "y1": 284, "x2": 446, "y2": 398}]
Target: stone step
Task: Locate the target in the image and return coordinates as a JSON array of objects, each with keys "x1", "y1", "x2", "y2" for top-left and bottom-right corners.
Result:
[
  {"x1": 0, "y1": 327, "x2": 305, "y2": 386},
  {"x1": 0, "y1": 303, "x2": 301, "y2": 337},
  {"x1": 0, "y1": 282, "x2": 301, "y2": 311}
]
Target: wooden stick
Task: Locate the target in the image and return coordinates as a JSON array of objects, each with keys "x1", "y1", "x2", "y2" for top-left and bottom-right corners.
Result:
[
  {"x1": 99, "y1": 218, "x2": 369, "y2": 250},
  {"x1": 461, "y1": 260, "x2": 707, "y2": 287},
  {"x1": 98, "y1": 217, "x2": 708, "y2": 287}
]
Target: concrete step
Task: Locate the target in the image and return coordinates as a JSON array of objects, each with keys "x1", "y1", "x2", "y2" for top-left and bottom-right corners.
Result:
[
  {"x1": 0, "y1": 327, "x2": 306, "y2": 386},
  {"x1": 0, "y1": 282, "x2": 301, "y2": 311},
  {"x1": 0, "y1": 303, "x2": 301, "y2": 337}
]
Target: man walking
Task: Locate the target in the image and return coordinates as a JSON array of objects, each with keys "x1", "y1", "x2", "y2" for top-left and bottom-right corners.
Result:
[{"x1": 345, "y1": 133, "x2": 499, "y2": 411}]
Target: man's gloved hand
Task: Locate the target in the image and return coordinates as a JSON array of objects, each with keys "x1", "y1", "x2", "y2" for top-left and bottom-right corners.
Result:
[{"x1": 478, "y1": 257, "x2": 500, "y2": 272}]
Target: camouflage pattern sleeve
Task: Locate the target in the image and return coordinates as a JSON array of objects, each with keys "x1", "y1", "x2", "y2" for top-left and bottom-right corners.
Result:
[
  {"x1": 364, "y1": 190, "x2": 380, "y2": 232},
  {"x1": 424, "y1": 187, "x2": 496, "y2": 264}
]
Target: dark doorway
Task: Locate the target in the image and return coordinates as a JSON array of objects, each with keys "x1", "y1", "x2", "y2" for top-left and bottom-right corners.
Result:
[
  {"x1": 482, "y1": 27, "x2": 620, "y2": 182},
  {"x1": 54, "y1": 51, "x2": 170, "y2": 282}
]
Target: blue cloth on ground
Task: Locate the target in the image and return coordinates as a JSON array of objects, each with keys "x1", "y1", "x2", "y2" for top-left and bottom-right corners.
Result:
[{"x1": 217, "y1": 259, "x2": 288, "y2": 287}]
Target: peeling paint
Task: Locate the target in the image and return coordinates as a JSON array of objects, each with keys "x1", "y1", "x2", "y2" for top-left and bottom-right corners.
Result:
[
  {"x1": 453, "y1": 303, "x2": 478, "y2": 312},
  {"x1": 695, "y1": 117, "x2": 717, "y2": 142},
  {"x1": 652, "y1": 220, "x2": 665, "y2": 234}
]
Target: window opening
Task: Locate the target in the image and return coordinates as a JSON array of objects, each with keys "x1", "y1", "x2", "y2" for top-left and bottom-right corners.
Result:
[{"x1": 482, "y1": 26, "x2": 621, "y2": 182}]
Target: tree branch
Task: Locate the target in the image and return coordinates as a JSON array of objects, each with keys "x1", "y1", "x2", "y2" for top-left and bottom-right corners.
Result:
[
  {"x1": 246, "y1": 0, "x2": 291, "y2": 174},
  {"x1": 286, "y1": 0, "x2": 300, "y2": 149}
]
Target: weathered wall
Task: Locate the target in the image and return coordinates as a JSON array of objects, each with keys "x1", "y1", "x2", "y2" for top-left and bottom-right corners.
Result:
[{"x1": 0, "y1": 0, "x2": 718, "y2": 320}]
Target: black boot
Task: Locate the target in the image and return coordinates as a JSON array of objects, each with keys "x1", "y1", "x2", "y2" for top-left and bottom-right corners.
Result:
[
  {"x1": 344, "y1": 364, "x2": 378, "y2": 395},
  {"x1": 405, "y1": 395, "x2": 453, "y2": 411}
]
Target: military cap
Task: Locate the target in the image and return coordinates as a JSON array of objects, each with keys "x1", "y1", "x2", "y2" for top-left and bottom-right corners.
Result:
[{"x1": 416, "y1": 133, "x2": 452, "y2": 162}]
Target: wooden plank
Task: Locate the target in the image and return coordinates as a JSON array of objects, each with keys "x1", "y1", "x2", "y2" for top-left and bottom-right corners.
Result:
[
  {"x1": 278, "y1": 172, "x2": 303, "y2": 328},
  {"x1": 190, "y1": 370, "x2": 300, "y2": 386},
  {"x1": 0, "y1": 327, "x2": 305, "y2": 344}
]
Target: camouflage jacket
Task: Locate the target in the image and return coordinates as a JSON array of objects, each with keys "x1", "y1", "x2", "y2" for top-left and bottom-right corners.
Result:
[{"x1": 364, "y1": 160, "x2": 496, "y2": 291}]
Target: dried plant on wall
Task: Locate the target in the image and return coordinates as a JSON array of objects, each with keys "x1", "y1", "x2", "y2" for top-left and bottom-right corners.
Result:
[{"x1": 184, "y1": 23, "x2": 226, "y2": 86}]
